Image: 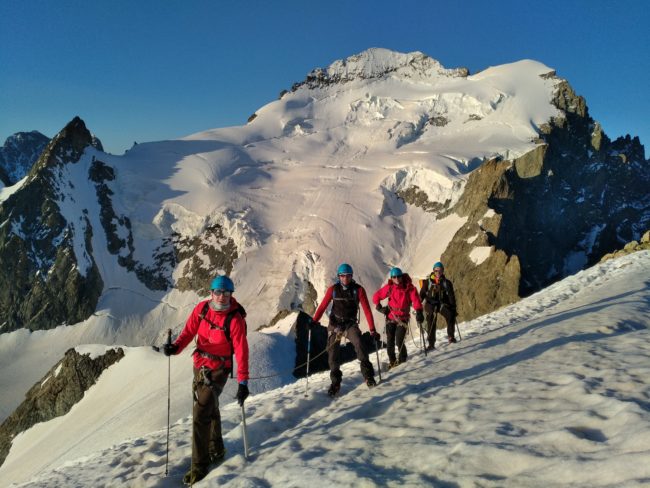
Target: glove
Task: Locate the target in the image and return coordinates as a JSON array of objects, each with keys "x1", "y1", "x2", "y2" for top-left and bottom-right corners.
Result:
[
  {"x1": 163, "y1": 343, "x2": 179, "y2": 356},
  {"x1": 370, "y1": 330, "x2": 380, "y2": 342},
  {"x1": 375, "y1": 303, "x2": 383, "y2": 312},
  {"x1": 236, "y1": 383, "x2": 249, "y2": 406},
  {"x1": 376, "y1": 304, "x2": 390, "y2": 315},
  {"x1": 415, "y1": 310, "x2": 424, "y2": 323}
]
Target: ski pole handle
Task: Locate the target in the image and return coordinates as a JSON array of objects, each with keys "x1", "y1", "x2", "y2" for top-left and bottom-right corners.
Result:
[{"x1": 166, "y1": 329, "x2": 172, "y2": 346}]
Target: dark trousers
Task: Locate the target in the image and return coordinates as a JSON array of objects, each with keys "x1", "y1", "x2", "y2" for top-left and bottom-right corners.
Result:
[
  {"x1": 386, "y1": 320, "x2": 408, "y2": 363},
  {"x1": 327, "y1": 324, "x2": 374, "y2": 383},
  {"x1": 424, "y1": 303, "x2": 456, "y2": 347},
  {"x1": 192, "y1": 367, "x2": 228, "y2": 467}
]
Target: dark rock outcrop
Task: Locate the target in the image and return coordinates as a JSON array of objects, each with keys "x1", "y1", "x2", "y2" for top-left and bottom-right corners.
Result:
[
  {"x1": 293, "y1": 311, "x2": 380, "y2": 379},
  {"x1": 600, "y1": 230, "x2": 650, "y2": 262},
  {"x1": 89, "y1": 158, "x2": 175, "y2": 291},
  {"x1": 438, "y1": 80, "x2": 649, "y2": 321},
  {"x1": 0, "y1": 347, "x2": 125, "y2": 467},
  {"x1": 0, "y1": 117, "x2": 104, "y2": 332}
]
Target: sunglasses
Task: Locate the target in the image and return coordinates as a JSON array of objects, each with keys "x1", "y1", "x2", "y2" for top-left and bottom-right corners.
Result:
[
  {"x1": 211, "y1": 290, "x2": 232, "y2": 297},
  {"x1": 338, "y1": 273, "x2": 353, "y2": 278}
]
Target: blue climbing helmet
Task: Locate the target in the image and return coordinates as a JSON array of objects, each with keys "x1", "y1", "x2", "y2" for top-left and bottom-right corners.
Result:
[
  {"x1": 433, "y1": 262, "x2": 444, "y2": 271},
  {"x1": 210, "y1": 275, "x2": 235, "y2": 292},
  {"x1": 337, "y1": 263, "x2": 353, "y2": 276},
  {"x1": 389, "y1": 267, "x2": 403, "y2": 278}
]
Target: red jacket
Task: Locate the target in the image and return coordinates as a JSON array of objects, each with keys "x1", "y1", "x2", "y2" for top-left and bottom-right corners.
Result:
[
  {"x1": 174, "y1": 297, "x2": 249, "y2": 383},
  {"x1": 373, "y1": 275, "x2": 423, "y2": 322},
  {"x1": 312, "y1": 283, "x2": 377, "y2": 333}
]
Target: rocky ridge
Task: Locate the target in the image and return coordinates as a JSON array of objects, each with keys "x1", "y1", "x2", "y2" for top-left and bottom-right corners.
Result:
[
  {"x1": 432, "y1": 79, "x2": 649, "y2": 320},
  {"x1": 0, "y1": 347, "x2": 124, "y2": 467},
  {"x1": 600, "y1": 230, "x2": 650, "y2": 262},
  {"x1": 290, "y1": 48, "x2": 469, "y2": 92},
  {"x1": 0, "y1": 118, "x2": 105, "y2": 332}
]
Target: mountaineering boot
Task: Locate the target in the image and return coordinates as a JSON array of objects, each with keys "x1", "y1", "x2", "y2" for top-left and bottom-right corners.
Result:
[
  {"x1": 388, "y1": 360, "x2": 399, "y2": 370},
  {"x1": 327, "y1": 382, "x2": 341, "y2": 397},
  {"x1": 183, "y1": 464, "x2": 209, "y2": 485},
  {"x1": 425, "y1": 344, "x2": 435, "y2": 351},
  {"x1": 366, "y1": 376, "x2": 377, "y2": 388},
  {"x1": 209, "y1": 447, "x2": 226, "y2": 464},
  {"x1": 448, "y1": 336, "x2": 457, "y2": 344}
]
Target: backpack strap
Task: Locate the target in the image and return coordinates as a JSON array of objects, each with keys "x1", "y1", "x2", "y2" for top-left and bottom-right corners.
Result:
[
  {"x1": 332, "y1": 282, "x2": 360, "y2": 303},
  {"x1": 197, "y1": 302, "x2": 247, "y2": 378}
]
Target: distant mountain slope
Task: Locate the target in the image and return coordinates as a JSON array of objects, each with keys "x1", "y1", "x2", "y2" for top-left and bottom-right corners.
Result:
[{"x1": 0, "y1": 48, "x2": 648, "y2": 337}]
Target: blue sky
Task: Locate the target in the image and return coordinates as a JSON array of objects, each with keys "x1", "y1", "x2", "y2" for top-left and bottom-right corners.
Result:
[{"x1": 1, "y1": 0, "x2": 648, "y2": 155}]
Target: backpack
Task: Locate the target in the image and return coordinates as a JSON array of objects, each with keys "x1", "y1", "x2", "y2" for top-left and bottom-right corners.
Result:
[
  {"x1": 426, "y1": 274, "x2": 452, "y2": 305},
  {"x1": 198, "y1": 301, "x2": 247, "y2": 378},
  {"x1": 332, "y1": 282, "x2": 360, "y2": 303},
  {"x1": 331, "y1": 282, "x2": 361, "y2": 324}
]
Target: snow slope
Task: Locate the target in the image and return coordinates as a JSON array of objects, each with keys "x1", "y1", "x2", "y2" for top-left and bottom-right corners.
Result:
[{"x1": 3, "y1": 251, "x2": 649, "y2": 487}]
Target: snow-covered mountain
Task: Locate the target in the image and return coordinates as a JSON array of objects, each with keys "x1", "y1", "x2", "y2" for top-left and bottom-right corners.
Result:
[
  {"x1": 0, "y1": 48, "x2": 648, "y2": 451},
  {"x1": 1, "y1": 250, "x2": 648, "y2": 487}
]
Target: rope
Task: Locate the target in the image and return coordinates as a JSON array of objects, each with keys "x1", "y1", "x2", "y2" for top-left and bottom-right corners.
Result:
[{"x1": 247, "y1": 332, "x2": 344, "y2": 380}]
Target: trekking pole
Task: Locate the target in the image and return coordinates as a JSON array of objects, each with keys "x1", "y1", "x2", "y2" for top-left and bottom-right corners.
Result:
[
  {"x1": 304, "y1": 326, "x2": 312, "y2": 397},
  {"x1": 456, "y1": 320, "x2": 462, "y2": 341},
  {"x1": 431, "y1": 310, "x2": 438, "y2": 349},
  {"x1": 241, "y1": 404, "x2": 250, "y2": 460},
  {"x1": 374, "y1": 336, "x2": 382, "y2": 382},
  {"x1": 165, "y1": 329, "x2": 171, "y2": 476},
  {"x1": 418, "y1": 320, "x2": 427, "y2": 357}
]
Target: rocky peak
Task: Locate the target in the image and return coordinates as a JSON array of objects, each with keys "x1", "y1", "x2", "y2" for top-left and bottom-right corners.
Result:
[
  {"x1": 291, "y1": 48, "x2": 469, "y2": 91},
  {"x1": 0, "y1": 130, "x2": 49, "y2": 185},
  {"x1": 30, "y1": 116, "x2": 103, "y2": 178},
  {"x1": 0, "y1": 116, "x2": 105, "y2": 333}
]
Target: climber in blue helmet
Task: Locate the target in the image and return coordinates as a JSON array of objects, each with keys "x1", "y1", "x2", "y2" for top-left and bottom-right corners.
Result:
[
  {"x1": 163, "y1": 274, "x2": 249, "y2": 484},
  {"x1": 311, "y1": 263, "x2": 379, "y2": 396},
  {"x1": 418, "y1": 261, "x2": 458, "y2": 349}
]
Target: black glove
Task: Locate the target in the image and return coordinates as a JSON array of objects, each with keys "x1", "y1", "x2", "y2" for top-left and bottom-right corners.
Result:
[
  {"x1": 163, "y1": 343, "x2": 179, "y2": 356},
  {"x1": 370, "y1": 330, "x2": 381, "y2": 342},
  {"x1": 236, "y1": 383, "x2": 249, "y2": 406},
  {"x1": 376, "y1": 304, "x2": 390, "y2": 315},
  {"x1": 415, "y1": 310, "x2": 424, "y2": 323}
]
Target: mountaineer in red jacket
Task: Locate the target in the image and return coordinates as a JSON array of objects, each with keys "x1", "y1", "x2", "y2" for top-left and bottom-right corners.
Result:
[
  {"x1": 373, "y1": 267, "x2": 423, "y2": 368},
  {"x1": 164, "y1": 275, "x2": 249, "y2": 484},
  {"x1": 312, "y1": 263, "x2": 379, "y2": 396}
]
